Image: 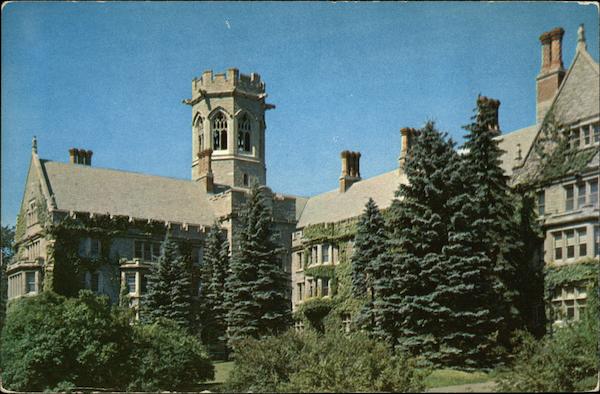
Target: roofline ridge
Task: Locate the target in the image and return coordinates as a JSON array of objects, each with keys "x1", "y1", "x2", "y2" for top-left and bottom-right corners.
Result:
[{"x1": 42, "y1": 159, "x2": 197, "y2": 184}]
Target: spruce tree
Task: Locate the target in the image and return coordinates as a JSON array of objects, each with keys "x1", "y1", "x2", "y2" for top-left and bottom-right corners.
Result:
[
  {"x1": 448, "y1": 96, "x2": 525, "y2": 366},
  {"x1": 225, "y1": 185, "x2": 291, "y2": 348},
  {"x1": 202, "y1": 222, "x2": 230, "y2": 353},
  {"x1": 352, "y1": 198, "x2": 387, "y2": 331},
  {"x1": 143, "y1": 232, "x2": 192, "y2": 330},
  {"x1": 378, "y1": 122, "x2": 460, "y2": 361}
]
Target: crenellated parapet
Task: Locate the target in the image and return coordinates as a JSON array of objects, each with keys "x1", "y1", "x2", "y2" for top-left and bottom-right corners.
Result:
[{"x1": 191, "y1": 68, "x2": 266, "y2": 99}]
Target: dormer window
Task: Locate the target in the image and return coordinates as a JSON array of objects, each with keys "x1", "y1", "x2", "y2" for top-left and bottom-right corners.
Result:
[
  {"x1": 212, "y1": 112, "x2": 228, "y2": 151},
  {"x1": 568, "y1": 121, "x2": 600, "y2": 149},
  {"x1": 238, "y1": 114, "x2": 251, "y2": 152}
]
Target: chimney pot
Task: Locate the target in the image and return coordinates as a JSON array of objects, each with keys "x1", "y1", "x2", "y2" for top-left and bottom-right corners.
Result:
[
  {"x1": 339, "y1": 150, "x2": 361, "y2": 192},
  {"x1": 536, "y1": 27, "x2": 566, "y2": 123}
]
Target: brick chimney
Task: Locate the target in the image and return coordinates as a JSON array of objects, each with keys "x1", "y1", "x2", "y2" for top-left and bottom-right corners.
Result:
[
  {"x1": 69, "y1": 148, "x2": 93, "y2": 165},
  {"x1": 339, "y1": 150, "x2": 361, "y2": 192},
  {"x1": 536, "y1": 27, "x2": 565, "y2": 123},
  {"x1": 399, "y1": 127, "x2": 419, "y2": 170},
  {"x1": 197, "y1": 149, "x2": 214, "y2": 193},
  {"x1": 476, "y1": 96, "x2": 501, "y2": 132}
]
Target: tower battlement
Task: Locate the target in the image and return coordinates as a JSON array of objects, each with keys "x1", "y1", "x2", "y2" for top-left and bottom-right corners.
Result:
[{"x1": 193, "y1": 68, "x2": 265, "y2": 95}]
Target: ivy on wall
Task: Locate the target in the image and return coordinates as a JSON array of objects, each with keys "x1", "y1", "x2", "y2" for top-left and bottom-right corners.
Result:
[
  {"x1": 295, "y1": 219, "x2": 368, "y2": 333},
  {"x1": 526, "y1": 112, "x2": 597, "y2": 185},
  {"x1": 45, "y1": 214, "x2": 167, "y2": 298},
  {"x1": 544, "y1": 257, "x2": 599, "y2": 301}
]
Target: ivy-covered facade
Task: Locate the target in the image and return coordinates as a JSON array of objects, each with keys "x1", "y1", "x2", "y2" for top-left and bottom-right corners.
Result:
[{"x1": 291, "y1": 25, "x2": 599, "y2": 329}]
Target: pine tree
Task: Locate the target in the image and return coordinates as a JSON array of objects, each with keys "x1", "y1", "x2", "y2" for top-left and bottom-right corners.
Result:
[
  {"x1": 378, "y1": 122, "x2": 460, "y2": 361},
  {"x1": 225, "y1": 185, "x2": 291, "y2": 348},
  {"x1": 447, "y1": 96, "x2": 525, "y2": 366},
  {"x1": 202, "y1": 222, "x2": 230, "y2": 353},
  {"x1": 143, "y1": 232, "x2": 192, "y2": 330},
  {"x1": 352, "y1": 198, "x2": 387, "y2": 331}
]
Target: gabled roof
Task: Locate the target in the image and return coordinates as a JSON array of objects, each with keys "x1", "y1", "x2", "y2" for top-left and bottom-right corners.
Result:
[
  {"x1": 496, "y1": 124, "x2": 539, "y2": 177},
  {"x1": 551, "y1": 49, "x2": 600, "y2": 125},
  {"x1": 520, "y1": 46, "x2": 600, "y2": 167},
  {"x1": 40, "y1": 160, "x2": 216, "y2": 226},
  {"x1": 297, "y1": 170, "x2": 407, "y2": 228}
]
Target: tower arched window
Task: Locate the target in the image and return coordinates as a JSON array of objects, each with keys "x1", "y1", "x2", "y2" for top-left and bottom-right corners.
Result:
[
  {"x1": 194, "y1": 116, "x2": 204, "y2": 151},
  {"x1": 238, "y1": 114, "x2": 251, "y2": 152},
  {"x1": 212, "y1": 112, "x2": 228, "y2": 151}
]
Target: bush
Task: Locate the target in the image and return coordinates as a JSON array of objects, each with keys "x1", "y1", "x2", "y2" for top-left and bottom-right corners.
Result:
[
  {"x1": 224, "y1": 330, "x2": 306, "y2": 392},
  {"x1": 496, "y1": 289, "x2": 598, "y2": 392},
  {"x1": 225, "y1": 329, "x2": 428, "y2": 392},
  {"x1": 128, "y1": 318, "x2": 214, "y2": 391},
  {"x1": 0, "y1": 291, "x2": 214, "y2": 392},
  {"x1": 0, "y1": 291, "x2": 133, "y2": 391}
]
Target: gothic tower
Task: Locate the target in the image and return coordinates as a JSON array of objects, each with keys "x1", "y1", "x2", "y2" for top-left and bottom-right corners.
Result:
[{"x1": 185, "y1": 68, "x2": 275, "y2": 190}]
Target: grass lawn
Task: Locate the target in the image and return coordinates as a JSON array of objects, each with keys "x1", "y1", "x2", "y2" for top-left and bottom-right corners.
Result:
[
  {"x1": 210, "y1": 360, "x2": 235, "y2": 384},
  {"x1": 424, "y1": 369, "x2": 492, "y2": 388}
]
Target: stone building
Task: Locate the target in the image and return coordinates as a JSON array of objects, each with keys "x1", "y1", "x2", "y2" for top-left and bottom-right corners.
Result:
[
  {"x1": 7, "y1": 25, "x2": 599, "y2": 326},
  {"x1": 290, "y1": 25, "x2": 599, "y2": 327},
  {"x1": 7, "y1": 69, "x2": 304, "y2": 314}
]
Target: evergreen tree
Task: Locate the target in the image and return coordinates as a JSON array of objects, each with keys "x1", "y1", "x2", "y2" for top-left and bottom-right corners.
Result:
[
  {"x1": 225, "y1": 185, "x2": 291, "y2": 348},
  {"x1": 446, "y1": 96, "x2": 525, "y2": 366},
  {"x1": 352, "y1": 198, "x2": 387, "y2": 331},
  {"x1": 377, "y1": 122, "x2": 460, "y2": 361},
  {"x1": 202, "y1": 222, "x2": 230, "y2": 353},
  {"x1": 143, "y1": 232, "x2": 192, "y2": 329}
]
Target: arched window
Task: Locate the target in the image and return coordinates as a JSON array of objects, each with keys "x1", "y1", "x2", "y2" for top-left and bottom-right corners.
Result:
[
  {"x1": 243, "y1": 173, "x2": 249, "y2": 186},
  {"x1": 194, "y1": 116, "x2": 204, "y2": 151},
  {"x1": 212, "y1": 112, "x2": 228, "y2": 151},
  {"x1": 238, "y1": 114, "x2": 251, "y2": 152}
]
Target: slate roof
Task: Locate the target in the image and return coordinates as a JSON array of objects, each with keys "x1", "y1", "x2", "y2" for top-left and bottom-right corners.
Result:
[
  {"x1": 552, "y1": 49, "x2": 600, "y2": 125},
  {"x1": 297, "y1": 170, "x2": 407, "y2": 228},
  {"x1": 40, "y1": 160, "x2": 216, "y2": 226}
]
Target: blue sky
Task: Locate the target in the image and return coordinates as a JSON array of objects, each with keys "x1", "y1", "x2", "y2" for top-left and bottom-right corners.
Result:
[{"x1": 2, "y1": 2, "x2": 598, "y2": 226}]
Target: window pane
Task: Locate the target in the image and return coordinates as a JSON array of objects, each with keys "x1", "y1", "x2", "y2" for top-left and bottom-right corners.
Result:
[
  {"x1": 26, "y1": 272, "x2": 36, "y2": 293},
  {"x1": 565, "y1": 185, "x2": 574, "y2": 211},
  {"x1": 537, "y1": 191, "x2": 545, "y2": 215},
  {"x1": 90, "y1": 239, "x2": 100, "y2": 257},
  {"x1": 579, "y1": 243, "x2": 587, "y2": 257},
  {"x1": 555, "y1": 247, "x2": 562, "y2": 260},
  {"x1": 79, "y1": 238, "x2": 88, "y2": 257},
  {"x1": 594, "y1": 123, "x2": 600, "y2": 143},
  {"x1": 565, "y1": 300, "x2": 575, "y2": 320},
  {"x1": 591, "y1": 179, "x2": 598, "y2": 207},
  {"x1": 134, "y1": 241, "x2": 143, "y2": 259},
  {"x1": 567, "y1": 245, "x2": 575, "y2": 258},
  {"x1": 322, "y1": 244, "x2": 329, "y2": 263},
  {"x1": 126, "y1": 273, "x2": 136, "y2": 293},
  {"x1": 144, "y1": 243, "x2": 152, "y2": 261},
  {"x1": 583, "y1": 126, "x2": 590, "y2": 145},
  {"x1": 578, "y1": 184, "x2": 586, "y2": 208},
  {"x1": 322, "y1": 278, "x2": 329, "y2": 296}
]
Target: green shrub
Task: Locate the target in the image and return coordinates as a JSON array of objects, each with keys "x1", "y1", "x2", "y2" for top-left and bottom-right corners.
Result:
[
  {"x1": 225, "y1": 329, "x2": 428, "y2": 392},
  {"x1": 0, "y1": 292, "x2": 214, "y2": 392},
  {"x1": 128, "y1": 318, "x2": 214, "y2": 391},
  {"x1": 224, "y1": 330, "x2": 306, "y2": 392},
  {"x1": 496, "y1": 290, "x2": 598, "y2": 392},
  {"x1": 0, "y1": 291, "x2": 133, "y2": 391}
]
